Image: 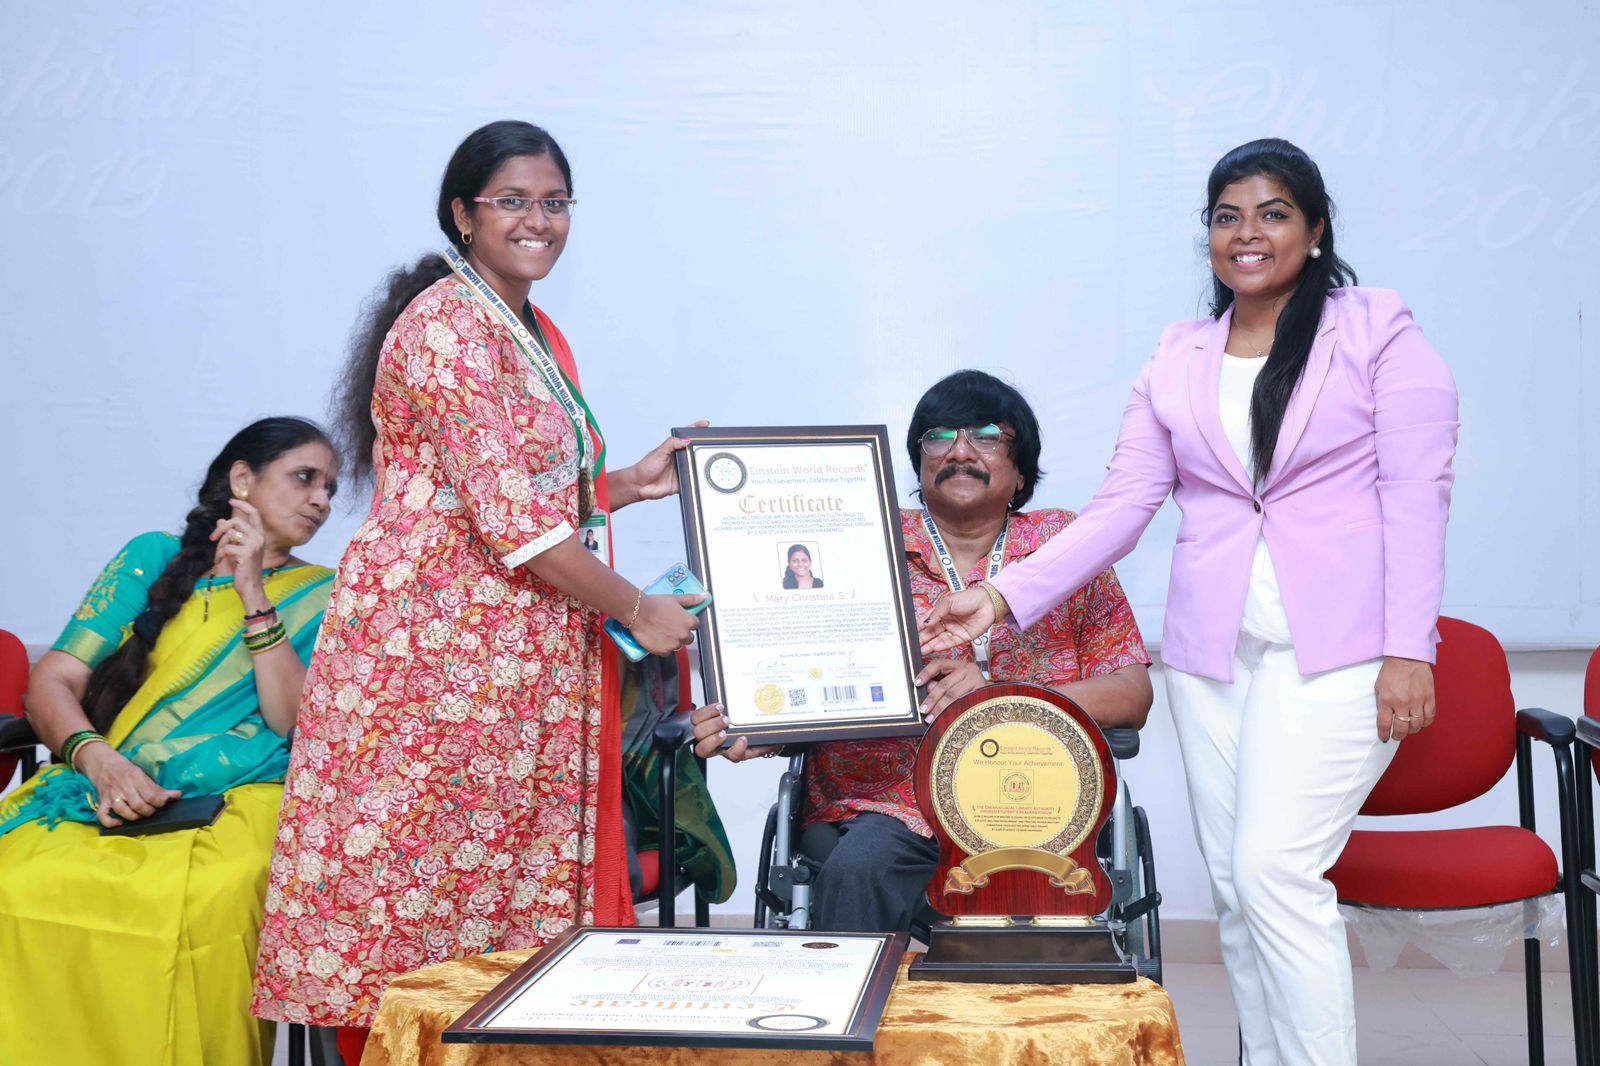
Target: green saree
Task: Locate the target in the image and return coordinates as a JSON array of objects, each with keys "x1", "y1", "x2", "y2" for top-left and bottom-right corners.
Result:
[{"x1": 0, "y1": 531, "x2": 333, "y2": 1066}]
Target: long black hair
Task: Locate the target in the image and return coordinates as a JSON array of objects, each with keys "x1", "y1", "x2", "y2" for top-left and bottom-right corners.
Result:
[
  {"x1": 1203, "y1": 138, "x2": 1357, "y2": 480},
  {"x1": 333, "y1": 120, "x2": 574, "y2": 486},
  {"x1": 79, "y1": 417, "x2": 334, "y2": 732}
]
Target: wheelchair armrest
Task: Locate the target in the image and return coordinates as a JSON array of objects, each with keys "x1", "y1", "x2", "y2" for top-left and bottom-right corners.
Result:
[
  {"x1": 1516, "y1": 707, "x2": 1575, "y2": 747},
  {"x1": 0, "y1": 715, "x2": 39, "y2": 753},
  {"x1": 1575, "y1": 715, "x2": 1600, "y2": 750},
  {"x1": 652, "y1": 710, "x2": 695, "y2": 752},
  {"x1": 1103, "y1": 727, "x2": 1140, "y2": 761}
]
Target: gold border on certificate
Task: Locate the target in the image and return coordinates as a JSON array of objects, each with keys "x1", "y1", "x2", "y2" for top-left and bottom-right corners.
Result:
[
  {"x1": 673, "y1": 426, "x2": 926, "y2": 746},
  {"x1": 444, "y1": 927, "x2": 908, "y2": 1052}
]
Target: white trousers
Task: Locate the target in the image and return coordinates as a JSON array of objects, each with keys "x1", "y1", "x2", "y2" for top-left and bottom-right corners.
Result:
[{"x1": 1165, "y1": 543, "x2": 1396, "y2": 1065}]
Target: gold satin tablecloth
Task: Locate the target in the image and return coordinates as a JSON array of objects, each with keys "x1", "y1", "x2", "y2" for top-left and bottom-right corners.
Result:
[{"x1": 361, "y1": 949, "x2": 1185, "y2": 1066}]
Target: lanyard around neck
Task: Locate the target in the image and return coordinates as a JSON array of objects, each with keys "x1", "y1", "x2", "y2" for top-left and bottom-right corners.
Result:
[
  {"x1": 443, "y1": 246, "x2": 606, "y2": 477},
  {"x1": 920, "y1": 505, "x2": 1008, "y2": 680}
]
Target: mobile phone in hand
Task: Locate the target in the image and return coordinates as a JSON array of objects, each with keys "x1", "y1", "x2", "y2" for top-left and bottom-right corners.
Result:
[{"x1": 604, "y1": 564, "x2": 711, "y2": 662}]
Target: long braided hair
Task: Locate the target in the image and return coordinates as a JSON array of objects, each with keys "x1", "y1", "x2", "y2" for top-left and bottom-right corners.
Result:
[{"x1": 79, "y1": 417, "x2": 332, "y2": 732}]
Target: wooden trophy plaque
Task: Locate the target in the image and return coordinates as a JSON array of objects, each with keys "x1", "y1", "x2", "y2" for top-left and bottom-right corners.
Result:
[{"x1": 908, "y1": 683, "x2": 1135, "y2": 983}]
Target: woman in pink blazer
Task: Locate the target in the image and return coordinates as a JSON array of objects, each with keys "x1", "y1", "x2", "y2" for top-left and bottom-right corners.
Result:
[{"x1": 923, "y1": 139, "x2": 1458, "y2": 1065}]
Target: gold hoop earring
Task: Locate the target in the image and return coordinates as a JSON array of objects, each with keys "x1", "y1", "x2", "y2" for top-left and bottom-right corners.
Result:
[
  {"x1": 462, "y1": 231, "x2": 474, "y2": 246},
  {"x1": 237, "y1": 487, "x2": 249, "y2": 500}
]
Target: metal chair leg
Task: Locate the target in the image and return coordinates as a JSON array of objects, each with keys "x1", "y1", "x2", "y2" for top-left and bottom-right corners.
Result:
[
  {"x1": 287, "y1": 1023, "x2": 306, "y2": 1066},
  {"x1": 1552, "y1": 745, "x2": 1596, "y2": 1066},
  {"x1": 1524, "y1": 937, "x2": 1545, "y2": 1066}
]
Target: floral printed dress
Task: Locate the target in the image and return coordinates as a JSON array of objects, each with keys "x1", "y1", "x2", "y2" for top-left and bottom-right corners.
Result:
[{"x1": 251, "y1": 277, "x2": 627, "y2": 1027}]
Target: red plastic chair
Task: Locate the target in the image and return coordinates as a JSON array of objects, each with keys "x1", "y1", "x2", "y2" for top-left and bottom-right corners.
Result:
[
  {"x1": 1326, "y1": 618, "x2": 1590, "y2": 1066},
  {"x1": 1584, "y1": 648, "x2": 1599, "y2": 780},
  {"x1": 0, "y1": 630, "x2": 33, "y2": 789}
]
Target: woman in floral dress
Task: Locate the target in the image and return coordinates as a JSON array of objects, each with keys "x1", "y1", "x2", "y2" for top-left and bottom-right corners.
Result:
[{"x1": 250, "y1": 121, "x2": 704, "y2": 1064}]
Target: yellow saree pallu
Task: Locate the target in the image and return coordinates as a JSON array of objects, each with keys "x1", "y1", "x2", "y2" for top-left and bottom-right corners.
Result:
[{"x1": 0, "y1": 560, "x2": 331, "y2": 1066}]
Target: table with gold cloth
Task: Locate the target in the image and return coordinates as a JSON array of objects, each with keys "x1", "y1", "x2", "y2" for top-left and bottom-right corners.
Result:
[{"x1": 360, "y1": 948, "x2": 1185, "y2": 1066}]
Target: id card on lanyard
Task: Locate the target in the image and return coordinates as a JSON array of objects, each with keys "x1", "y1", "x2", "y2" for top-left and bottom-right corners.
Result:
[
  {"x1": 580, "y1": 513, "x2": 611, "y2": 569},
  {"x1": 920, "y1": 505, "x2": 1007, "y2": 680}
]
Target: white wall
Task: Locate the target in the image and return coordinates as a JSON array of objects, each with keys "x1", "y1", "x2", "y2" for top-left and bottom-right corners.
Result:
[
  {"x1": 2, "y1": 0, "x2": 1598, "y2": 649},
  {"x1": 3, "y1": 2, "x2": 1598, "y2": 928}
]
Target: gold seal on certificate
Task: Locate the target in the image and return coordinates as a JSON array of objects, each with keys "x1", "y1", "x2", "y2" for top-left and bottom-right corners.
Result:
[
  {"x1": 910, "y1": 683, "x2": 1136, "y2": 984},
  {"x1": 674, "y1": 426, "x2": 926, "y2": 746}
]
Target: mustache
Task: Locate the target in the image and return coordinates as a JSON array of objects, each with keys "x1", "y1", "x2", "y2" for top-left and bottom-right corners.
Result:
[{"x1": 936, "y1": 465, "x2": 990, "y2": 486}]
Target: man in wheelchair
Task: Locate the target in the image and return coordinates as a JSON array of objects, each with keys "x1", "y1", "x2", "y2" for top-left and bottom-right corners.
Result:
[{"x1": 693, "y1": 370, "x2": 1153, "y2": 932}]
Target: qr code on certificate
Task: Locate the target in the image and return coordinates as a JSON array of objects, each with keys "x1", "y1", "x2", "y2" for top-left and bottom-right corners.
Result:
[{"x1": 787, "y1": 688, "x2": 808, "y2": 707}]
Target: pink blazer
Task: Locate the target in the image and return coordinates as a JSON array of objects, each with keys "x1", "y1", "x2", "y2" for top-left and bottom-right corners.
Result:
[{"x1": 992, "y1": 287, "x2": 1458, "y2": 682}]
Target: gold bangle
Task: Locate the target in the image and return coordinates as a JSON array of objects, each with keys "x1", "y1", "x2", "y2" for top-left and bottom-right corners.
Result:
[
  {"x1": 68, "y1": 735, "x2": 110, "y2": 772},
  {"x1": 981, "y1": 581, "x2": 1009, "y2": 621},
  {"x1": 625, "y1": 589, "x2": 644, "y2": 628},
  {"x1": 246, "y1": 634, "x2": 287, "y2": 655}
]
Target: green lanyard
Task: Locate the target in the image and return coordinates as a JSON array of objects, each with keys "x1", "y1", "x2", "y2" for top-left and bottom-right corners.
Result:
[
  {"x1": 444, "y1": 246, "x2": 606, "y2": 478},
  {"x1": 526, "y1": 311, "x2": 607, "y2": 476}
]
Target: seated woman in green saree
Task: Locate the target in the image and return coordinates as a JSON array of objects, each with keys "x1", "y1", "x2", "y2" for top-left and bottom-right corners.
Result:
[{"x1": 0, "y1": 417, "x2": 340, "y2": 1066}]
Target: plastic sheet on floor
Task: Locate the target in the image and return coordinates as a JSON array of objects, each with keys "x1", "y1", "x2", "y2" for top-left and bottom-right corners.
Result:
[{"x1": 1340, "y1": 896, "x2": 1565, "y2": 978}]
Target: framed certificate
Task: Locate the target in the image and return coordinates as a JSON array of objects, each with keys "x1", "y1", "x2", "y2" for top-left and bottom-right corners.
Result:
[
  {"x1": 674, "y1": 425, "x2": 926, "y2": 745},
  {"x1": 443, "y1": 927, "x2": 907, "y2": 1051}
]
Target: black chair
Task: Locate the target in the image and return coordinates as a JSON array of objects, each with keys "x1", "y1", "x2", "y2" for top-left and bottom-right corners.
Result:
[
  {"x1": 625, "y1": 647, "x2": 717, "y2": 928},
  {"x1": 1573, "y1": 656, "x2": 1599, "y2": 1064}
]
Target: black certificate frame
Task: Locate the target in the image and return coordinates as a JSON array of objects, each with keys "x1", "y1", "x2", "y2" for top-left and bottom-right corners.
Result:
[
  {"x1": 443, "y1": 926, "x2": 909, "y2": 1052},
  {"x1": 673, "y1": 425, "x2": 927, "y2": 746}
]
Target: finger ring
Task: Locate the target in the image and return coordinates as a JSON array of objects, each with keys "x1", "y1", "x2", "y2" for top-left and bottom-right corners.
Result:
[
  {"x1": 1394, "y1": 714, "x2": 1413, "y2": 721},
  {"x1": 762, "y1": 751, "x2": 776, "y2": 759},
  {"x1": 232, "y1": 531, "x2": 244, "y2": 543}
]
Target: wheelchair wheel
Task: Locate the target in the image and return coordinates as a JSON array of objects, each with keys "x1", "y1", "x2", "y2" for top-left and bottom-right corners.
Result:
[
  {"x1": 1132, "y1": 804, "x2": 1162, "y2": 984},
  {"x1": 753, "y1": 802, "x2": 779, "y2": 928}
]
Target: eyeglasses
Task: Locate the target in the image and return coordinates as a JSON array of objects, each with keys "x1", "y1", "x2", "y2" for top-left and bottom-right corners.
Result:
[
  {"x1": 472, "y1": 196, "x2": 577, "y2": 218},
  {"x1": 919, "y1": 424, "x2": 1014, "y2": 456}
]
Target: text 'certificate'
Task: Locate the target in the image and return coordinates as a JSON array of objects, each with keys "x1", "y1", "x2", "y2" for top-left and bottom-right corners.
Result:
[{"x1": 676, "y1": 427, "x2": 925, "y2": 745}]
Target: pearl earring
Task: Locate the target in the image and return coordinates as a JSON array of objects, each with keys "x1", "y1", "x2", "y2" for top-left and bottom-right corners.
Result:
[{"x1": 1308, "y1": 246, "x2": 1322, "y2": 259}]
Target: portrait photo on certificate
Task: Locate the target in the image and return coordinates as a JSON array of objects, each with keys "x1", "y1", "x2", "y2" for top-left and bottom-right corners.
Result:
[{"x1": 674, "y1": 426, "x2": 926, "y2": 745}]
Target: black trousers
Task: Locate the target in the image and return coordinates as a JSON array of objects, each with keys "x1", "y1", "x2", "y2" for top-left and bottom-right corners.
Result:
[{"x1": 808, "y1": 812, "x2": 941, "y2": 933}]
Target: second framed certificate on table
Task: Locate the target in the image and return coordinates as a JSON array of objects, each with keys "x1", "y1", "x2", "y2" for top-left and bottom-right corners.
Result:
[
  {"x1": 675, "y1": 425, "x2": 926, "y2": 745},
  {"x1": 444, "y1": 927, "x2": 906, "y2": 1051}
]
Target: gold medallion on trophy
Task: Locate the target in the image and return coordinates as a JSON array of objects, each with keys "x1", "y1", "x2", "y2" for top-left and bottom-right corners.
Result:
[{"x1": 927, "y1": 697, "x2": 1103, "y2": 896}]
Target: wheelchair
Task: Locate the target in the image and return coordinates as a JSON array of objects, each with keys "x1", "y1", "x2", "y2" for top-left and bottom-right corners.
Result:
[{"x1": 751, "y1": 726, "x2": 1164, "y2": 984}]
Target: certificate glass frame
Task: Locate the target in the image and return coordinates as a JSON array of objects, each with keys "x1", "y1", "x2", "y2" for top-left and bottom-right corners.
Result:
[
  {"x1": 443, "y1": 927, "x2": 908, "y2": 1051},
  {"x1": 674, "y1": 425, "x2": 926, "y2": 746}
]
